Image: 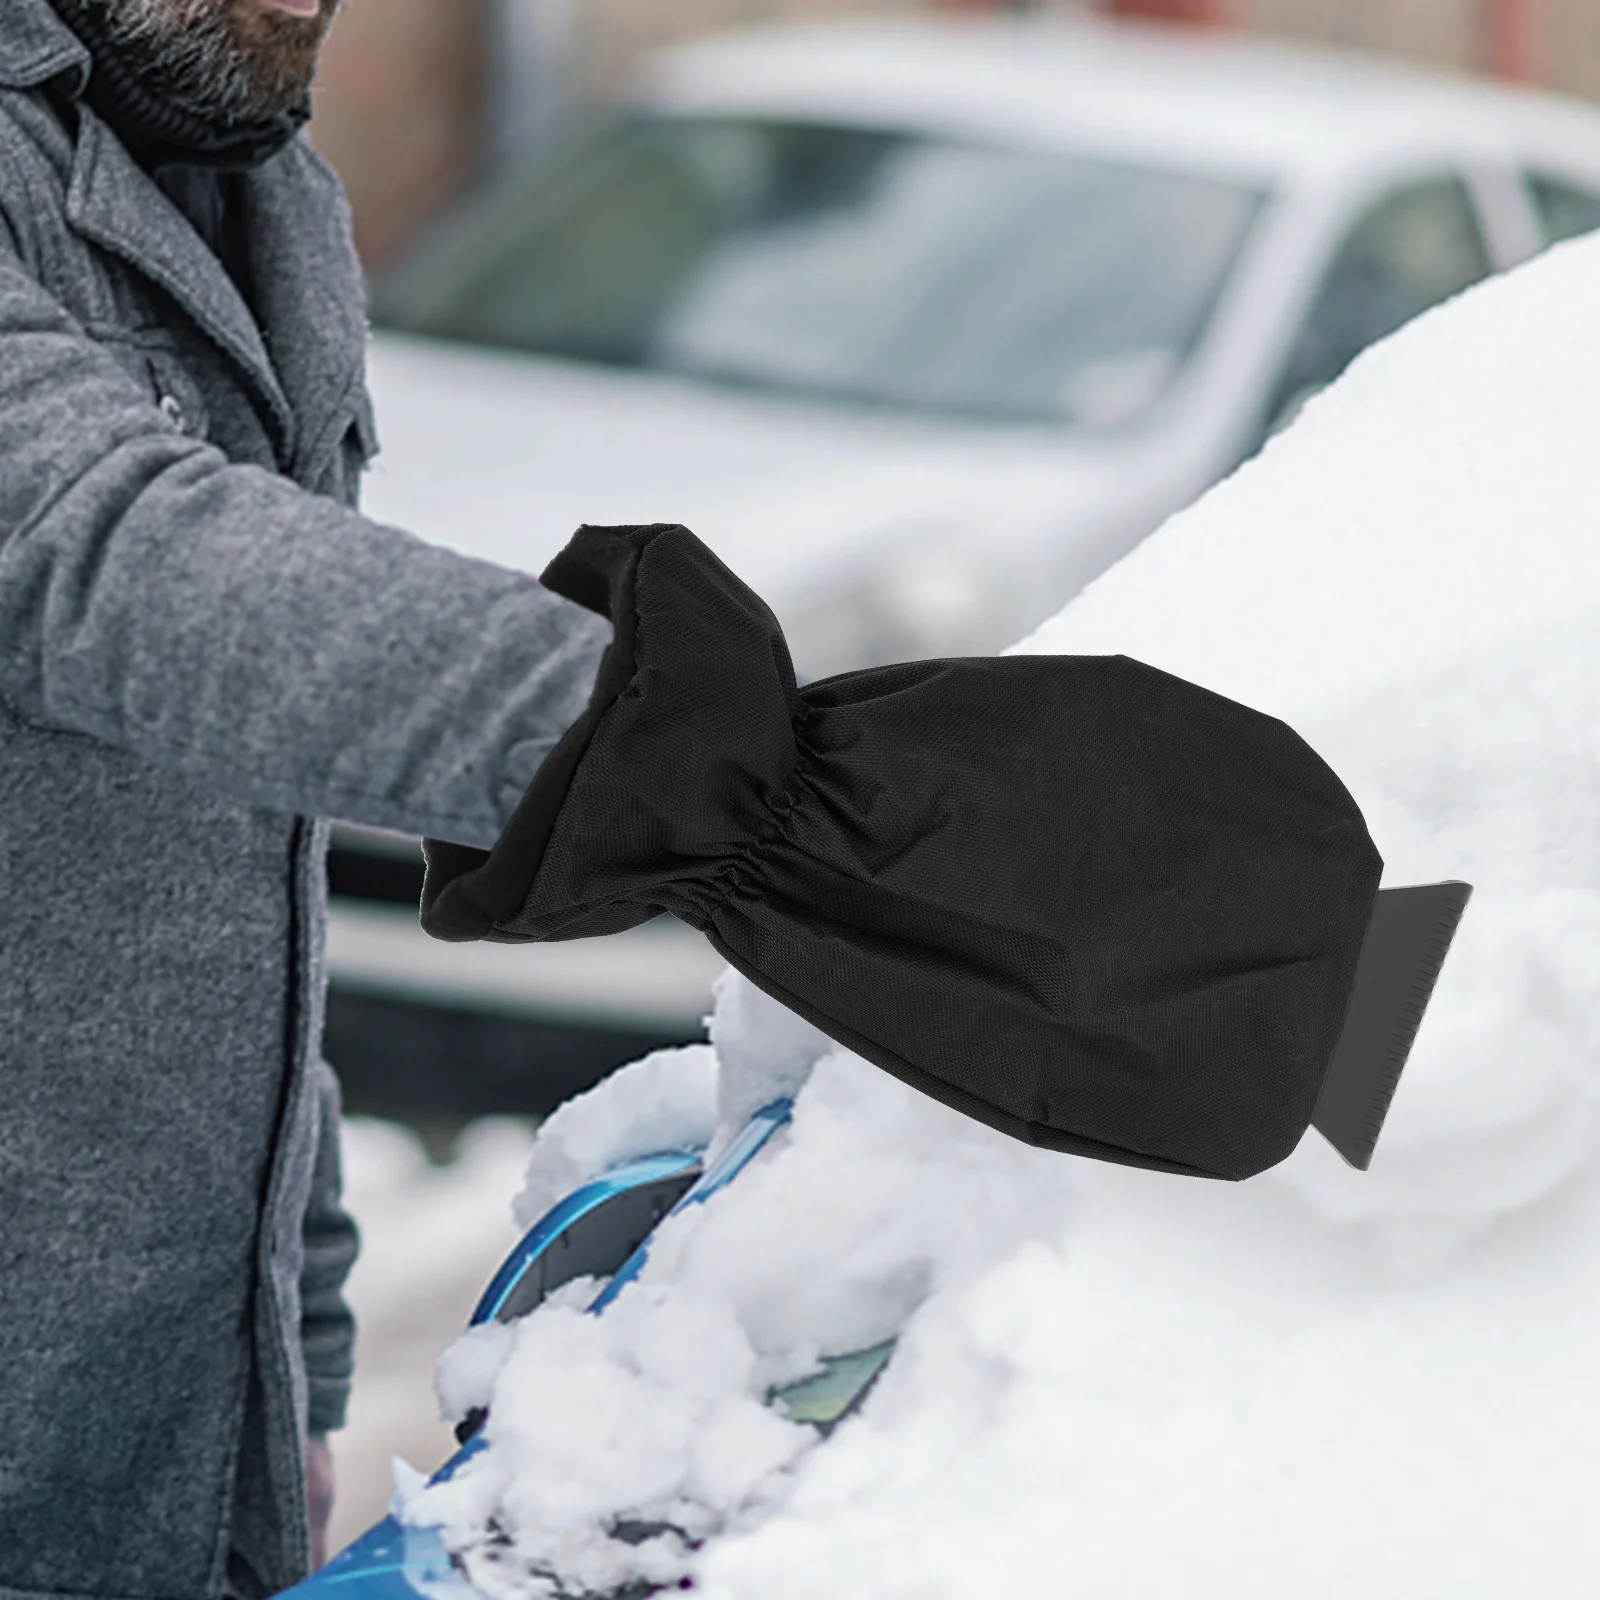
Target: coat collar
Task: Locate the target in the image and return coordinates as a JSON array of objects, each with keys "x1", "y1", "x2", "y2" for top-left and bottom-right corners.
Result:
[
  {"x1": 11, "y1": 0, "x2": 368, "y2": 485},
  {"x1": 237, "y1": 142, "x2": 372, "y2": 486},
  {"x1": 66, "y1": 107, "x2": 299, "y2": 460},
  {"x1": 0, "y1": 0, "x2": 89, "y2": 92}
]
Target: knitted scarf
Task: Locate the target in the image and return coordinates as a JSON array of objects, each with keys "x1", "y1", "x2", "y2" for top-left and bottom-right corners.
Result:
[{"x1": 48, "y1": 0, "x2": 310, "y2": 170}]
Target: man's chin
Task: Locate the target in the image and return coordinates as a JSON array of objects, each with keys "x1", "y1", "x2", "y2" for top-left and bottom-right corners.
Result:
[{"x1": 229, "y1": 0, "x2": 339, "y2": 110}]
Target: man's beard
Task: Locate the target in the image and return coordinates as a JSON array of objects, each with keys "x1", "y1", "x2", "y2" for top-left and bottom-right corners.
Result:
[{"x1": 87, "y1": 0, "x2": 340, "y2": 124}]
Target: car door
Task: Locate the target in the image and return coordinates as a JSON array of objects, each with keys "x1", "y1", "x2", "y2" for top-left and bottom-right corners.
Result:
[{"x1": 1260, "y1": 173, "x2": 1495, "y2": 440}]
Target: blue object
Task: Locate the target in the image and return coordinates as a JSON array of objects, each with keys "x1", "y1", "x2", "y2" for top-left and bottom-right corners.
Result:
[
  {"x1": 301, "y1": 1519, "x2": 469, "y2": 1599},
  {"x1": 283, "y1": 1100, "x2": 797, "y2": 1599},
  {"x1": 588, "y1": 1098, "x2": 792, "y2": 1313},
  {"x1": 469, "y1": 1150, "x2": 704, "y2": 1326},
  {"x1": 300, "y1": 1439, "x2": 487, "y2": 1597}
]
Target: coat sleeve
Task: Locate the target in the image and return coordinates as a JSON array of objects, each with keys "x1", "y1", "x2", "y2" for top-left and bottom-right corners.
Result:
[
  {"x1": 0, "y1": 245, "x2": 609, "y2": 848},
  {"x1": 300, "y1": 1057, "x2": 358, "y2": 1437}
]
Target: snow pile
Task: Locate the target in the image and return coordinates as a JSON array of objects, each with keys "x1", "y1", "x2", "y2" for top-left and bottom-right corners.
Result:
[
  {"x1": 418, "y1": 1004, "x2": 1078, "y2": 1597},
  {"x1": 509, "y1": 1044, "x2": 720, "y2": 1231},
  {"x1": 406, "y1": 232, "x2": 1600, "y2": 1596},
  {"x1": 507, "y1": 975, "x2": 836, "y2": 1236},
  {"x1": 1014, "y1": 231, "x2": 1600, "y2": 1275}
]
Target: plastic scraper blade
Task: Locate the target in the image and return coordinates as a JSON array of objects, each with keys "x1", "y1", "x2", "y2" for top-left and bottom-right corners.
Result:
[{"x1": 1311, "y1": 880, "x2": 1474, "y2": 1172}]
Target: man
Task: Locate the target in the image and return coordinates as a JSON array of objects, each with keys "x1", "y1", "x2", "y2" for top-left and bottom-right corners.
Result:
[
  {"x1": 0, "y1": 0, "x2": 1423, "y2": 1588},
  {"x1": 0, "y1": 1, "x2": 610, "y2": 1595}
]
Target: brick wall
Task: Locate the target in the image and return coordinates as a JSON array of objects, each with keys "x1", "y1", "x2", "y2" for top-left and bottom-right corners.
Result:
[
  {"x1": 1169, "y1": 0, "x2": 1600, "y2": 98},
  {"x1": 1536, "y1": 0, "x2": 1600, "y2": 101},
  {"x1": 1230, "y1": 0, "x2": 1482, "y2": 76},
  {"x1": 310, "y1": 0, "x2": 492, "y2": 268}
]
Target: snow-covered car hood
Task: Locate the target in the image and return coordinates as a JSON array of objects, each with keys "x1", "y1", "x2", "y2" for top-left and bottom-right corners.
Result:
[{"x1": 359, "y1": 332, "x2": 1178, "y2": 664}]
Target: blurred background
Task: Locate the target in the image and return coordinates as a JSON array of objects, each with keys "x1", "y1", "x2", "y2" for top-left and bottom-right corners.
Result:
[
  {"x1": 310, "y1": 0, "x2": 1585, "y2": 273},
  {"x1": 309, "y1": 0, "x2": 1600, "y2": 1549}
]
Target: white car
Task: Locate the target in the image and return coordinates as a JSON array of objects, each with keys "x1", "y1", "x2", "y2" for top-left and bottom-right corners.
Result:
[{"x1": 326, "y1": 14, "x2": 1600, "y2": 1119}]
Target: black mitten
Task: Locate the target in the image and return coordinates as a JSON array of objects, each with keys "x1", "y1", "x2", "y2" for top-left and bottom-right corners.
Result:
[{"x1": 421, "y1": 523, "x2": 1382, "y2": 1181}]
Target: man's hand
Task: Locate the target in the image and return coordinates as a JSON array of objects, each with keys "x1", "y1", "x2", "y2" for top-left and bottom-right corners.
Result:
[{"x1": 306, "y1": 1433, "x2": 336, "y2": 1570}]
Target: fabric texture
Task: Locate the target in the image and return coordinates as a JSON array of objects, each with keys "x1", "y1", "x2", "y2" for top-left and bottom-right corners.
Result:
[
  {"x1": 0, "y1": 3, "x2": 610, "y2": 1596},
  {"x1": 48, "y1": 0, "x2": 298, "y2": 475},
  {"x1": 47, "y1": 0, "x2": 312, "y2": 170},
  {"x1": 423, "y1": 524, "x2": 1384, "y2": 1182}
]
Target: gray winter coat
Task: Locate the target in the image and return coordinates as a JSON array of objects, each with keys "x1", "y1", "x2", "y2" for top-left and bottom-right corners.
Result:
[{"x1": 0, "y1": 4, "x2": 610, "y2": 1596}]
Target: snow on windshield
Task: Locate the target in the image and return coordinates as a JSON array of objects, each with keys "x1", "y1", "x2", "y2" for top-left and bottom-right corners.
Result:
[{"x1": 403, "y1": 230, "x2": 1600, "y2": 1598}]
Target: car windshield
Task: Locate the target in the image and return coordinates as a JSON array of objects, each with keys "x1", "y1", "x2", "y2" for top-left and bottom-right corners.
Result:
[{"x1": 375, "y1": 115, "x2": 1268, "y2": 427}]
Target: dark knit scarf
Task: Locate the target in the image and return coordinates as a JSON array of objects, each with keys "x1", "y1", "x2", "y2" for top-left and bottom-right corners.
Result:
[
  {"x1": 48, "y1": 0, "x2": 314, "y2": 307},
  {"x1": 49, "y1": 0, "x2": 311, "y2": 171}
]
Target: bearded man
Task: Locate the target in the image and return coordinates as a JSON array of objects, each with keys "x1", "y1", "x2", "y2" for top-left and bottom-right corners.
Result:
[{"x1": 0, "y1": 2, "x2": 610, "y2": 1594}]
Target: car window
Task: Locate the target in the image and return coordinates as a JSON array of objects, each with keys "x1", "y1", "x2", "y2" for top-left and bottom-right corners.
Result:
[
  {"x1": 1524, "y1": 172, "x2": 1600, "y2": 245},
  {"x1": 375, "y1": 116, "x2": 1267, "y2": 428},
  {"x1": 1266, "y1": 176, "x2": 1491, "y2": 431}
]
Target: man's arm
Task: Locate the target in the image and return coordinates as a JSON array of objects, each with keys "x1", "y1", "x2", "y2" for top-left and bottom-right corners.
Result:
[{"x1": 0, "y1": 247, "x2": 608, "y2": 847}]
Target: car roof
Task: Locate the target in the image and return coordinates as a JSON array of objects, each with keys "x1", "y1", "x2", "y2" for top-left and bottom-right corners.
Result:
[{"x1": 637, "y1": 16, "x2": 1600, "y2": 188}]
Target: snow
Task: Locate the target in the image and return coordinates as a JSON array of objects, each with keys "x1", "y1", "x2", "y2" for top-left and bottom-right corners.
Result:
[
  {"x1": 328, "y1": 1118, "x2": 541, "y2": 1548},
  {"x1": 417, "y1": 1025, "x2": 1081, "y2": 1599},
  {"x1": 510, "y1": 1043, "x2": 720, "y2": 1232},
  {"x1": 399, "y1": 231, "x2": 1600, "y2": 1595}
]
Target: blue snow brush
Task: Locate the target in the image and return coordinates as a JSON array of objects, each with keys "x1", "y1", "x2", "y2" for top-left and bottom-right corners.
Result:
[
  {"x1": 1311, "y1": 881, "x2": 1473, "y2": 1171},
  {"x1": 283, "y1": 1099, "x2": 854, "y2": 1600}
]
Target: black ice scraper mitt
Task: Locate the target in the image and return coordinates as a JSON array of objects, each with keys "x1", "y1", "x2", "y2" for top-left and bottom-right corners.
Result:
[{"x1": 420, "y1": 523, "x2": 1383, "y2": 1182}]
